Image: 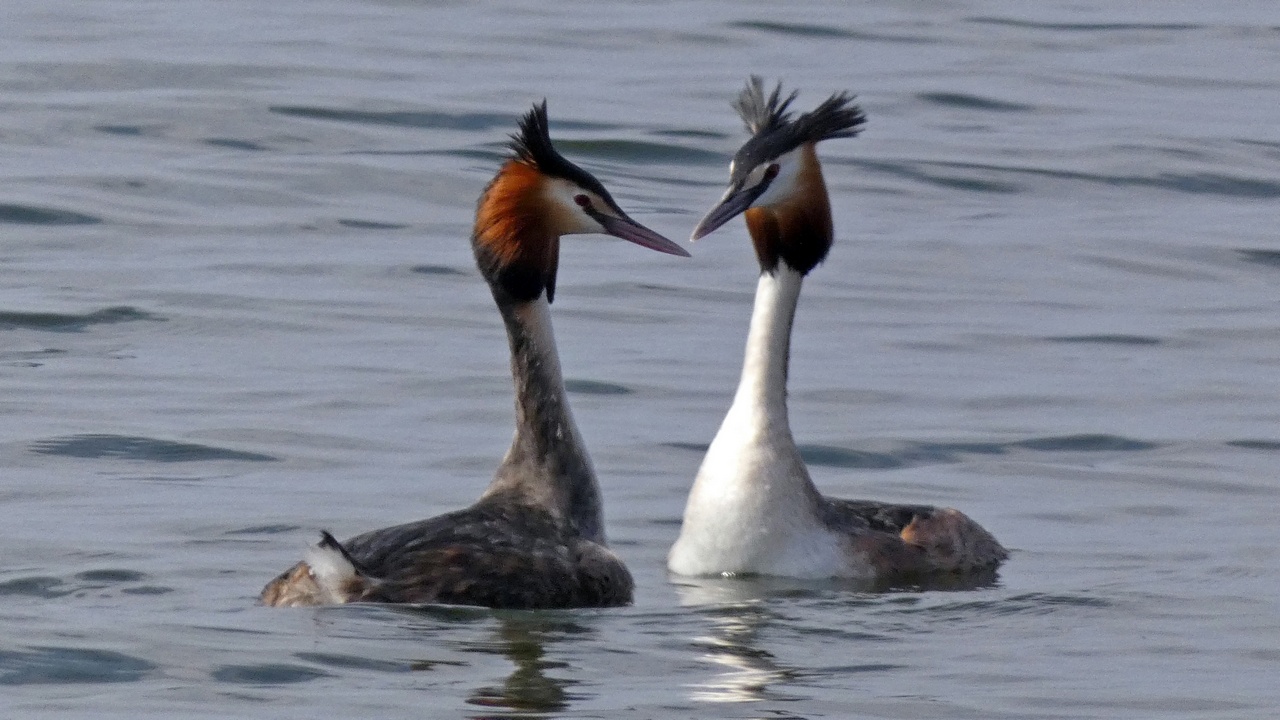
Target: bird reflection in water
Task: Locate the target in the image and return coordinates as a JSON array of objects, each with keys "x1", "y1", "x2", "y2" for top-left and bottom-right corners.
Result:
[
  {"x1": 672, "y1": 570, "x2": 1003, "y2": 705},
  {"x1": 674, "y1": 578, "x2": 806, "y2": 705},
  {"x1": 341, "y1": 605, "x2": 589, "y2": 717},
  {"x1": 460, "y1": 613, "x2": 585, "y2": 716}
]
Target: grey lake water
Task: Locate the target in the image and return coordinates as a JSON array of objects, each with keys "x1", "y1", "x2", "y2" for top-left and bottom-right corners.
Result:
[{"x1": 3, "y1": 1, "x2": 1280, "y2": 717}]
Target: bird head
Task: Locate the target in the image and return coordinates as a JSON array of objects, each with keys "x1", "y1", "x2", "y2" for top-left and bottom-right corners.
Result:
[
  {"x1": 692, "y1": 77, "x2": 865, "y2": 275},
  {"x1": 473, "y1": 102, "x2": 688, "y2": 303}
]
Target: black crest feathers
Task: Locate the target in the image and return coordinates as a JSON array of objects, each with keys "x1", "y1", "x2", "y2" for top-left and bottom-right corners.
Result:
[
  {"x1": 729, "y1": 77, "x2": 866, "y2": 182},
  {"x1": 508, "y1": 101, "x2": 610, "y2": 199}
]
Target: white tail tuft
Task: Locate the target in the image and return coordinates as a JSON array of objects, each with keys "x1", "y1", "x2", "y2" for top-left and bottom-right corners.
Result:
[{"x1": 303, "y1": 532, "x2": 359, "y2": 604}]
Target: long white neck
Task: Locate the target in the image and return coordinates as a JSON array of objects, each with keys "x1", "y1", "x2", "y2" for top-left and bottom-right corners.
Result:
[
  {"x1": 729, "y1": 267, "x2": 803, "y2": 435},
  {"x1": 670, "y1": 266, "x2": 839, "y2": 577}
]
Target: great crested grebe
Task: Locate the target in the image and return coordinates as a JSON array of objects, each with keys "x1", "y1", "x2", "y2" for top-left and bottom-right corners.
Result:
[
  {"x1": 668, "y1": 78, "x2": 1006, "y2": 582},
  {"x1": 262, "y1": 102, "x2": 689, "y2": 608}
]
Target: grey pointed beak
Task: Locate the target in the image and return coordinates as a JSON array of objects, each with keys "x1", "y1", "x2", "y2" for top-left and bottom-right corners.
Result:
[
  {"x1": 690, "y1": 183, "x2": 765, "y2": 241},
  {"x1": 597, "y1": 212, "x2": 691, "y2": 257}
]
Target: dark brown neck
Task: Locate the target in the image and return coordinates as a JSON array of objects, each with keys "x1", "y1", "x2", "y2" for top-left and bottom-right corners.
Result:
[{"x1": 745, "y1": 145, "x2": 834, "y2": 276}]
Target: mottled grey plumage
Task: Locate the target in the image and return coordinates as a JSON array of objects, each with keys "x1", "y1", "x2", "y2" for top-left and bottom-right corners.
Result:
[
  {"x1": 260, "y1": 296, "x2": 633, "y2": 609},
  {"x1": 321, "y1": 501, "x2": 631, "y2": 607},
  {"x1": 259, "y1": 102, "x2": 655, "y2": 610}
]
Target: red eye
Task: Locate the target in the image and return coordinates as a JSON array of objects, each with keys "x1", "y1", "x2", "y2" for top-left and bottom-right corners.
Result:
[
  {"x1": 764, "y1": 164, "x2": 780, "y2": 180},
  {"x1": 574, "y1": 194, "x2": 591, "y2": 208}
]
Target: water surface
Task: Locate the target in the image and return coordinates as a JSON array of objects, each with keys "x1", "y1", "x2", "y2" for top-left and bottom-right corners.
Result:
[{"x1": 3, "y1": 1, "x2": 1279, "y2": 717}]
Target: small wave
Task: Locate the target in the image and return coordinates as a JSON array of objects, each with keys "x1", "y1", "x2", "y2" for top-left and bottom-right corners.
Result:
[
  {"x1": 665, "y1": 434, "x2": 1158, "y2": 470},
  {"x1": 0, "y1": 647, "x2": 156, "y2": 685},
  {"x1": 861, "y1": 158, "x2": 1280, "y2": 199},
  {"x1": 0, "y1": 306, "x2": 162, "y2": 333},
  {"x1": 410, "y1": 264, "x2": 468, "y2": 276},
  {"x1": 801, "y1": 441, "x2": 1013, "y2": 470},
  {"x1": 1044, "y1": 334, "x2": 1162, "y2": 346},
  {"x1": 0, "y1": 576, "x2": 73, "y2": 599},
  {"x1": 0, "y1": 347, "x2": 68, "y2": 368},
  {"x1": 728, "y1": 20, "x2": 937, "y2": 45},
  {"x1": 799, "y1": 445, "x2": 906, "y2": 470},
  {"x1": 1236, "y1": 249, "x2": 1280, "y2": 268},
  {"x1": 555, "y1": 138, "x2": 724, "y2": 165},
  {"x1": 203, "y1": 137, "x2": 268, "y2": 151},
  {"x1": 565, "y1": 379, "x2": 632, "y2": 396},
  {"x1": 338, "y1": 218, "x2": 409, "y2": 230},
  {"x1": 853, "y1": 159, "x2": 1021, "y2": 194},
  {"x1": 0, "y1": 203, "x2": 101, "y2": 226},
  {"x1": 293, "y1": 651, "x2": 408, "y2": 673},
  {"x1": 0, "y1": 569, "x2": 171, "y2": 599},
  {"x1": 76, "y1": 569, "x2": 147, "y2": 583},
  {"x1": 225, "y1": 524, "x2": 304, "y2": 536},
  {"x1": 211, "y1": 662, "x2": 333, "y2": 685},
  {"x1": 1012, "y1": 434, "x2": 1158, "y2": 452},
  {"x1": 729, "y1": 20, "x2": 855, "y2": 38},
  {"x1": 917, "y1": 92, "x2": 1034, "y2": 113},
  {"x1": 29, "y1": 434, "x2": 278, "y2": 463},
  {"x1": 93, "y1": 124, "x2": 151, "y2": 136},
  {"x1": 1153, "y1": 173, "x2": 1280, "y2": 198},
  {"x1": 1227, "y1": 439, "x2": 1280, "y2": 451},
  {"x1": 270, "y1": 105, "x2": 513, "y2": 131},
  {"x1": 968, "y1": 17, "x2": 1201, "y2": 32},
  {"x1": 898, "y1": 591, "x2": 1112, "y2": 620}
]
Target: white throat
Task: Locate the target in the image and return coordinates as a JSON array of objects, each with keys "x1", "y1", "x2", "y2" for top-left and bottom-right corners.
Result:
[{"x1": 669, "y1": 266, "x2": 845, "y2": 577}]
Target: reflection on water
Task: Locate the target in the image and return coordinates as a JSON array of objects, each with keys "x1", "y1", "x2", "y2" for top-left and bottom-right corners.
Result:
[
  {"x1": 674, "y1": 578, "x2": 820, "y2": 704},
  {"x1": 672, "y1": 571, "x2": 1006, "y2": 706},
  {"x1": 684, "y1": 600, "x2": 800, "y2": 704},
  {"x1": 463, "y1": 614, "x2": 582, "y2": 717}
]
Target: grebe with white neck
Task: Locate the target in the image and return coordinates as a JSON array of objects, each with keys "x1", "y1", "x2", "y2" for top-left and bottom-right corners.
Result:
[
  {"x1": 668, "y1": 78, "x2": 1006, "y2": 582},
  {"x1": 261, "y1": 101, "x2": 689, "y2": 608}
]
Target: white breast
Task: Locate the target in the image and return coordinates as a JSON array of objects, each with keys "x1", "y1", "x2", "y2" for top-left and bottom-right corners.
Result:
[{"x1": 668, "y1": 269, "x2": 872, "y2": 580}]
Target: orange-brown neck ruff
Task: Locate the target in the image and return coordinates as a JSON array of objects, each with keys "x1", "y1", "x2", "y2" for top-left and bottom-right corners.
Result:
[
  {"x1": 744, "y1": 145, "x2": 833, "y2": 276},
  {"x1": 473, "y1": 160, "x2": 561, "y2": 303}
]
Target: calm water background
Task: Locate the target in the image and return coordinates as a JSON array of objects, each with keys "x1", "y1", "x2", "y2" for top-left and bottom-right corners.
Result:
[{"x1": 3, "y1": 1, "x2": 1279, "y2": 717}]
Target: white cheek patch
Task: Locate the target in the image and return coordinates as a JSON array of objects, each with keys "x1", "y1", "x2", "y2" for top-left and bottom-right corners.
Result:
[
  {"x1": 752, "y1": 150, "x2": 802, "y2": 208},
  {"x1": 544, "y1": 179, "x2": 605, "y2": 235}
]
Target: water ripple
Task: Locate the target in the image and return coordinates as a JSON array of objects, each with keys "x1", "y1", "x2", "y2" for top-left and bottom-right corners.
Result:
[
  {"x1": 269, "y1": 105, "x2": 513, "y2": 131},
  {"x1": 1227, "y1": 439, "x2": 1280, "y2": 451},
  {"x1": 29, "y1": 434, "x2": 278, "y2": 463},
  {"x1": 0, "y1": 576, "x2": 73, "y2": 599},
  {"x1": 202, "y1": 137, "x2": 269, "y2": 151},
  {"x1": 898, "y1": 592, "x2": 1112, "y2": 620},
  {"x1": 337, "y1": 218, "x2": 409, "y2": 230},
  {"x1": 968, "y1": 17, "x2": 1202, "y2": 32},
  {"x1": 1236, "y1": 248, "x2": 1280, "y2": 268},
  {"x1": 665, "y1": 434, "x2": 1159, "y2": 470},
  {"x1": 565, "y1": 379, "x2": 632, "y2": 396},
  {"x1": 0, "y1": 306, "x2": 163, "y2": 333},
  {"x1": 410, "y1": 264, "x2": 469, "y2": 277},
  {"x1": 0, "y1": 203, "x2": 101, "y2": 226},
  {"x1": 727, "y1": 20, "x2": 937, "y2": 45},
  {"x1": 211, "y1": 662, "x2": 333, "y2": 685},
  {"x1": 556, "y1": 138, "x2": 724, "y2": 165},
  {"x1": 1044, "y1": 334, "x2": 1162, "y2": 346},
  {"x1": 0, "y1": 647, "x2": 155, "y2": 685},
  {"x1": 918, "y1": 92, "x2": 1035, "y2": 113},
  {"x1": 292, "y1": 651, "x2": 408, "y2": 673},
  {"x1": 225, "y1": 524, "x2": 304, "y2": 536},
  {"x1": 853, "y1": 159, "x2": 1021, "y2": 194},
  {"x1": 93, "y1": 124, "x2": 151, "y2": 137},
  {"x1": 0, "y1": 569, "x2": 173, "y2": 599},
  {"x1": 856, "y1": 157, "x2": 1280, "y2": 198}
]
